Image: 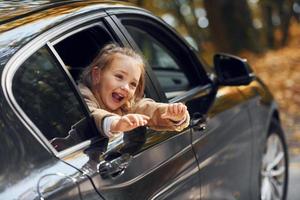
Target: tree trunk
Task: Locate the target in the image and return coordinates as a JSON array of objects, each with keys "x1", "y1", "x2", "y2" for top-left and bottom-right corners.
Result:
[
  {"x1": 173, "y1": 0, "x2": 204, "y2": 52},
  {"x1": 204, "y1": 0, "x2": 260, "y2": 53},
  {"x1": 278, "y1": 0, "x2": 293, "y2": 46},
  {"x1": 261, "y1": 3, "x2": 275, "y2": 48}
]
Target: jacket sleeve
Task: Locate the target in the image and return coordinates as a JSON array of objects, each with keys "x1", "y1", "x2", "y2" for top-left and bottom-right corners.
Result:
[
  {"x1": 90, "y1": 109, "x2": 116, "y2": 136},
  {"x1": 78, "y1": 84, "x2": 116, "y2": 136},
  {"x1": 132, "y1": 98, "x2": 190, "y2": 132}
]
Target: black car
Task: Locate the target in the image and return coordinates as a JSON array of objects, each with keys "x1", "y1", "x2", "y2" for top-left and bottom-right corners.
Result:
[{"x1": 0, "y1": 1, "x2": 288, "y2": 200}]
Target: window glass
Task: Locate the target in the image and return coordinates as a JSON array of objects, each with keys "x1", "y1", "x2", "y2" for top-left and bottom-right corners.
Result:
[
  {"x1": 12, "y1": 46, "x2": 93, "y2": 151},
  {"x1": 126, "y1": 27, "x2": 180, "y2": 71},
  {"x1": 125, "y1": 25, "x2": 191, "y2": 99}
]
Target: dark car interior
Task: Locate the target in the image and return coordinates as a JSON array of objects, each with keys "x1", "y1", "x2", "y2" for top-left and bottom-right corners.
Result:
[{"x1": 54, "y1": 25, "x2": 114, "y2": 82}]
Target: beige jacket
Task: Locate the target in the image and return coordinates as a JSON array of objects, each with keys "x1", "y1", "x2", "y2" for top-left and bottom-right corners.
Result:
[{"x1": 78, "y1": 83, "x2": 190, "y2": 136}]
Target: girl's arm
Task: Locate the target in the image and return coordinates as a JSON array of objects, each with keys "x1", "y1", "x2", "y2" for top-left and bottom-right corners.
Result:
[{"x1": 132, "y1": 98, "x2": 190, "y2": 132}]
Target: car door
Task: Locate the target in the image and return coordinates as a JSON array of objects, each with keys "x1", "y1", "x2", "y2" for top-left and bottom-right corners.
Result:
[
  {"x1": 4, "y1": 45, "x2": 102, "y2": 199},
  {"x1": 111, "y1": 10, "x2": 254, "y2": 200},
  {"x1": 194, "y1": 86, "x2": 253, "y2": 200}
]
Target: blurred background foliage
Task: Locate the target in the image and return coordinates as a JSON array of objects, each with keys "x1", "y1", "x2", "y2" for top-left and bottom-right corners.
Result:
[
  {"x1": 125, "y1": 0, "x2": 297, "y2": 61},
  {"x1": 124, "y1": 0, "x2": 300, "y2": 154}
]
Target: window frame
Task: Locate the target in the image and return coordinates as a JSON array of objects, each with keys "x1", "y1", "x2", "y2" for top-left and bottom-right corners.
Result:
[
  {"x1": 1, "y1": 11, "x2": 126, "y2": 157},
  {"x1": 15, "y1": 43, "x2": 106, "y2": 150},
  {"x1": 48, "y1": 14, "x2": 163, "y2": 155}
]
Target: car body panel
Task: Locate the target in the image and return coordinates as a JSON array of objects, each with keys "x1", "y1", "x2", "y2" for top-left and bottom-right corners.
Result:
[
  {"x1": 62, "y1": 128, "x2": 200, "y2": 199},
  {"x1": 0, "y1": 96, "x2": 101, "y2": 200},
  {"x1": 191, "y1": 86, "x2": 253, "y2": 200},
  {"x1": 237, "y1": 79, "x2": 278, "y2": 198},
  {"x1": 0, "y1": 1, "x2": 134, "y2": 27}
]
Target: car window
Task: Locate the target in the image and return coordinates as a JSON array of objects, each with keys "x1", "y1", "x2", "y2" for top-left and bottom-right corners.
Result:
[
  {"x1": 12, "y1": 46, "x2": 96, "y2": 152},
  {"x1": 126, "y1": 27, "x2": 180, "y2": 71},
  {"x1": 125, "y1": 25, "x2": 191, "y2": 99}
]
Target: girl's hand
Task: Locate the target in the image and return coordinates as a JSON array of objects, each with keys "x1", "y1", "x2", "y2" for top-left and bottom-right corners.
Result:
[
  {"x1": 110, "y1": 114, "x2": 149, "y2": 133},
  {"x1": 161, "y1": 103, "x2": 187, "y2": 122}
]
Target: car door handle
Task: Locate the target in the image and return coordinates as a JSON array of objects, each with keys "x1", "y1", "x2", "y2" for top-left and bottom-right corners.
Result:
[
  {"x1": 190, "y1": 113, "x2": 207, "y2": 131},
  {"x1": 98, "y1": 153, "x2": 132, "y2": 179}
]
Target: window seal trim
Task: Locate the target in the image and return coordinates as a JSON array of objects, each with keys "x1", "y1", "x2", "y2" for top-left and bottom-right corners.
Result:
[
  {"x1": 169, "y1": 84, "x2": 213, "y2": 103},
  {"x1": 57, "y1": 140, "x2": 91, "y2": 158},
  {"x1": 1, "y1": 11, "x2": 108, "y2": 157},
  {"x1": 46, "y1": 41, "x2": 93, "y2": 119},
  {"x1": 51, "y1": 22, "x2": 105, "y2": 45}
]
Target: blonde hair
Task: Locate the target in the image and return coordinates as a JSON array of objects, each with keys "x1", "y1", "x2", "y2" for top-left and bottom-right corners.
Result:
[{"x1": 80, "y1": 43, "x2": 146, "y2": 107}]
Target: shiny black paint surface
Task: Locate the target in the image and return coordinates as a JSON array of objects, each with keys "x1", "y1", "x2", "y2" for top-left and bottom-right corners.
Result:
[
  {"x1": 0, "y1": 96, "x2": 100, "y2": 200},
  {"x1": 237, "y1": 79, "x2": 276, "y2": 198},
  {"x1": 62, "y1": 128, "x2": 201, "y2": 200},
  {"x1": 192, "y1": 86, "x2": 253, "y2": 199},
  {"x1": 0, "y1": 99, "x2": 49, "y2": 199}
]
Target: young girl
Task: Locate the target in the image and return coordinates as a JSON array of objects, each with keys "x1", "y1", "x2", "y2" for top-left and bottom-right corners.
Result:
[{"x1": 79, "y1": 43, "x2": 190, "y2": 138}]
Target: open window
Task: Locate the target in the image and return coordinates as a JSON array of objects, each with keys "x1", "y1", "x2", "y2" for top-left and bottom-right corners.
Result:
[{"x1": 54, "y1": 24, "x2": 115, "y2": 82}]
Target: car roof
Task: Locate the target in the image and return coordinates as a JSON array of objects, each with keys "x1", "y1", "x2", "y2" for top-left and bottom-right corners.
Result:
[
  {"x1": 0, "y1": 0, "x2": 133, "y2": 25},
  {"x1": 0, "y1": 0, "x2": 140, "y2": 69}
]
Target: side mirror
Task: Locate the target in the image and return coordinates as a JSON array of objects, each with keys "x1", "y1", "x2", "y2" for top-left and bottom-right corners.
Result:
[{"x1": 213, "y1": 53, "x2": 255, "y2": 86}]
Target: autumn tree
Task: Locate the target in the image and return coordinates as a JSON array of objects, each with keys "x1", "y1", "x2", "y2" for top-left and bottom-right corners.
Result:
[
  {"x1": 203, "y1": 0, "x2": 260, "y2": 53},
  {"x1": 259, "y1": 0, "x2": 294, "y2": 48}
]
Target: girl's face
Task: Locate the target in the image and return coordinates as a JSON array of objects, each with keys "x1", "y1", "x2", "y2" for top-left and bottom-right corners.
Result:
[{"x1": 96, "y1": 54, "x2": 142, "y2": 111}]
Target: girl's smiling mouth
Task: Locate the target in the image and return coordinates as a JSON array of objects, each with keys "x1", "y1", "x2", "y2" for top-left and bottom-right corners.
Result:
[{"x1": 112, "y1": 92, "x2": 125, "y2": 102}]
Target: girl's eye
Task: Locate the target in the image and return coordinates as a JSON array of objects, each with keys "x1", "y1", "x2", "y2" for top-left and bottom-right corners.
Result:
[
  {"x1": 130, "y1": 82, "x2": 137, "y2": 88},
  {"x1": 115, "y1": 74, "x2": 123, "y2": 80}
]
